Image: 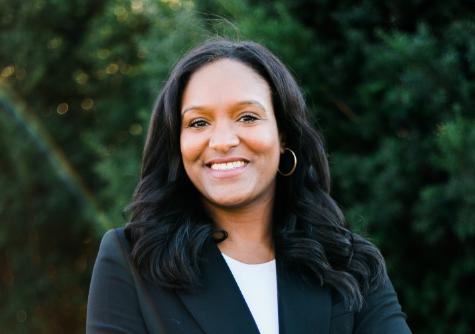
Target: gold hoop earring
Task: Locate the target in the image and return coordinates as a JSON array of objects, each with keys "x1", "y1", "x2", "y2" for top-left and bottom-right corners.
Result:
[{"x1": 278, "y1": 148, "x2": 297, "y2": 176}]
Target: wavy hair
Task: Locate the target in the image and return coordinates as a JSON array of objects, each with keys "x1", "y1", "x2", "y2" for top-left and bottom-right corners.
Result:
[{"x1": 124, "y1": 39, "x2": 386, "y2": 311}]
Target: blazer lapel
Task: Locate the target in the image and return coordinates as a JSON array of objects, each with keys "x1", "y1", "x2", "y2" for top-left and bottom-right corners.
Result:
[
  {"x1": 276, "y1": 259, "x2": 331, "y2": 334},
  {"x1": 176, "y1": 239, "x2": 260, "y2": 334}
]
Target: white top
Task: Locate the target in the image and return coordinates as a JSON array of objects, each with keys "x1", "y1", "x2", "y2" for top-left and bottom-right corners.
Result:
[{"x1": 221, "y1": 253, "x2": 279, "y2": 334}]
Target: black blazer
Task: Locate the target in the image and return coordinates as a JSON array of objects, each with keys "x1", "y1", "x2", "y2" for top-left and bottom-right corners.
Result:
[{"x1": 86, "y1": 228, "x2": 411, "y2": 334}]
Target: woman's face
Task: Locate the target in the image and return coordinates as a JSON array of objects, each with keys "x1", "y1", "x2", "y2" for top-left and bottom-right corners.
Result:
[{"x1": 180, "y1": 58, "x2": 282, "y2": 211}]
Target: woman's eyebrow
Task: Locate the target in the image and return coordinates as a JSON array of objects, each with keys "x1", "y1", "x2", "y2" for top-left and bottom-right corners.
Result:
[
  {"x1": 235, "y1": 100, "x2": 267, "y2": 112},
  {"x1": 181, "y1": 105, "x2": 208, "y2": 115}
]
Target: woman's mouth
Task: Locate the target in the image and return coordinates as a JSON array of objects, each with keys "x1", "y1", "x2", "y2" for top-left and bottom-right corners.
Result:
[
  {"x1": 205, "y1": 158, "x2": 249, "y2": 178},
  {"x1": 210, "y1": 160, "x2": 247, "y2": 171}
]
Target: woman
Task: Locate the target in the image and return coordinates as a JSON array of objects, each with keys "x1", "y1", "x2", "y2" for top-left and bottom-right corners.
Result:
[{"x1": 86, "y1": 39, "x2": 411, "y2": 334}]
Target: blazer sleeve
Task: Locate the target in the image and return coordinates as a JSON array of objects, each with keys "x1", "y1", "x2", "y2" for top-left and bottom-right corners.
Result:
[
  {"x1": 86, "y1": 229, "x2": 148, "y2": 334},
  {"x1": 354, "y1": 275, "x2": 412, "y2": 334}
]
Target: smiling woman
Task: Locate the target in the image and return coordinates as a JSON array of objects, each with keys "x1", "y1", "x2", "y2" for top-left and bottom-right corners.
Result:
[{"x1": 86, "y1": 39, "x2": 412, "y2": 334}]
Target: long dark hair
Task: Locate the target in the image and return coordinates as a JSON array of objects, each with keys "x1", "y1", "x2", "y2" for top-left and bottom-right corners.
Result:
[{"x1": 124, "y1": 39, "x2": 386, "y2": 311}]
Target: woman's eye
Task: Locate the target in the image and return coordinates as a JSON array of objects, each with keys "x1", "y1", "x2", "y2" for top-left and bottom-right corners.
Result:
[
  {"x1": 239, "y1": 114, "x2": 259, "y2": 123},
  {"x1": 188, "y1": 119, "x2": 208, "y2": 128}
]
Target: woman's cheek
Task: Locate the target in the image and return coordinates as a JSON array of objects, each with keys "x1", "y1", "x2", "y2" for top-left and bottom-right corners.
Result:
[
  {"x1": 180, "y1": 132, "x2": 206, "y2": 162},
  {"x1": 246, "y1": 128, "x2": 280, "y2": 152}
]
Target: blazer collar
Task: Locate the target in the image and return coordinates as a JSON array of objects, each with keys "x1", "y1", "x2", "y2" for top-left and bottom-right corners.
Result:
[
  {"x1": 276, "y1": 260, "x2": 331, "y2": 334},
  {"x1": 176, "y1": 239, "x2": 260, "y2": 334},
  {"x1": 176, "y1": 239, "x2": 331, "y2": 334}
]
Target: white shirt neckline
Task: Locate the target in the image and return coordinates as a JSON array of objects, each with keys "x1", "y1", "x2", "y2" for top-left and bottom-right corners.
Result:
[
  {"x1": 221, "y1": 251, "x2": 280, "y2": 334},
  {"x1": 221, "y1": 252, "x2": 276, "y2": 266}
]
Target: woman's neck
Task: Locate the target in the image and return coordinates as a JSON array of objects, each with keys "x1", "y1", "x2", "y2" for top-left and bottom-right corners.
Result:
[{"x1": 204, "y1": 196, "x2": 275, "y2": 264}]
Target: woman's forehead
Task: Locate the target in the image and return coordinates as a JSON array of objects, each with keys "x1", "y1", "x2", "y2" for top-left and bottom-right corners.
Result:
[{"x1": 181, "y1": 58, "x2": 272, "y2": 113}]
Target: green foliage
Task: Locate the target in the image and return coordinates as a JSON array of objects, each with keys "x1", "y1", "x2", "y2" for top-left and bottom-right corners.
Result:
[
  {"x1": 0, "y1": 0, "x2": 474, "y2": 332},
  {"x1": 0, "y1": 1, "x2": 205, "y2": 332}
]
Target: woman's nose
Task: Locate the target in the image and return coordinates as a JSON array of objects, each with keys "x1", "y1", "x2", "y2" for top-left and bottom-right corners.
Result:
[{"x1": 208, "y1": 121, "x2": 240, "y2": 152}]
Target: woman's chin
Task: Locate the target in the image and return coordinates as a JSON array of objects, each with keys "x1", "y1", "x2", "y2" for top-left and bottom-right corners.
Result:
[{"x1": 204, "y1": 192, "x2": 253, "y2": 210}]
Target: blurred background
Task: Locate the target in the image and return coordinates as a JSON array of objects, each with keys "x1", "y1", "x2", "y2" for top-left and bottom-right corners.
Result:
[{"x1": 1, "y1": 0, "x2": 474, "y2": 333}]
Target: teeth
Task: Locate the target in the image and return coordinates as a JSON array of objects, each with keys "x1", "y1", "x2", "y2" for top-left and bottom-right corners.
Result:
[{"x1": 210, "y1": 160, "x2": 246, "y2": 170}]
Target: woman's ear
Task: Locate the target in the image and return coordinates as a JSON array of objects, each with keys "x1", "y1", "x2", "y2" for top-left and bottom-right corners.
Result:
[{"x1": 279, "y1": 134, "x2": 286, "y2": 154}]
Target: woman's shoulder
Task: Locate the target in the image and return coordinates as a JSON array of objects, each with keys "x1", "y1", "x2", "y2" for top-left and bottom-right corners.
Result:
[
  {"x1": 87, "y1": 228, "x2": 149, "y2": 333},
  {"x1": 95, "y1": 227, "x2": 131, "y2": 264},
  {"x1": 354, "y1": 274, "x2": 411, "y2": 332}
]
